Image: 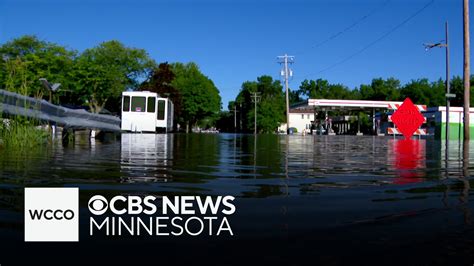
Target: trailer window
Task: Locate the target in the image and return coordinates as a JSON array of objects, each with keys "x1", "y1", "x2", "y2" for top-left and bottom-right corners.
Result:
[
  {"x1": 147, "y1": 97, "x2": 156, "y2": 113},
  {"x1": 157, "y1": 100, "x2": 166, "y2": 120},
  {"x1": 123, "y1": 96, "x2": 130, "y2": 112},
  {"x1": 131, "y1": 96, "x2": 146, "y2": 112}
]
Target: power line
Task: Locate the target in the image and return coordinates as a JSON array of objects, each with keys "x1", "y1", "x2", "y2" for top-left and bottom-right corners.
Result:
[
  {"x1": 294, "y1": 0, "x2": 391, "y2": 56},
  {"x1": 299, "y1": 0, "x2": 435, "y2": 80}
]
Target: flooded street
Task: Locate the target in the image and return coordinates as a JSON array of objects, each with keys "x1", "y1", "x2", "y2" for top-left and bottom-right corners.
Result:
[{"x1": 1, "y1": 134, "x2": 474, "y2": 265}]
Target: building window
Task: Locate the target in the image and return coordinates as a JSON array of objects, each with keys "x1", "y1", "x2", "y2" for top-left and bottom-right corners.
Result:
[
  {"x1": 307, "y1": 114, "x2": 310, "y2": 119},
  {"x1": 123, "y1": 96, "x2": 130, "y2": 112},
  {"x1": 147, "y1": 97, "x2": 156, "y2": 113},
  {"x1": 301, "y1": 114, "x2": 304, "y2": 119},
  {"x1": 131, "y1": 96, "x2": 146, "y2": 112},
  {"x1": 157, "y1": 100, "x2": 166, "y2": 120}
]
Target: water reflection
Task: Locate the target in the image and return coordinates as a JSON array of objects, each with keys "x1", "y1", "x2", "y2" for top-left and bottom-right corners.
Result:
[
  {"x1": 0, "y1": 134, "x2": 473, "y2": 252},
  {"x1": 0, "y1": 134, "x2": 472, "y2": 192},
  {"x1": 120, "y1": 133, "x2": 173, "y2": 183},
  {"x1": 461, "y1": 140, "x2": 471, "y2": 224},
  {"x1": 387, "y1": 139, "x2": 426, "y2": 184}
]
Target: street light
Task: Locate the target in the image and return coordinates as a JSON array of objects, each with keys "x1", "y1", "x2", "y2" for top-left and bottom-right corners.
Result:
[
  {"x1": 39, "y1": 78, "x2": 61, "y2": 92},
  {"x1": 39, "y1": 78, "x2": 61, "y2": 103},
  {"x1": 424, "y1": 21, "x2": 455, "y2": 145}
]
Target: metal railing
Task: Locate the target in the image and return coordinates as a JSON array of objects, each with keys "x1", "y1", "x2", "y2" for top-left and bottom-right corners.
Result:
[{"x1": 0, "y1": 89, "x2": 121, "y2": 132}]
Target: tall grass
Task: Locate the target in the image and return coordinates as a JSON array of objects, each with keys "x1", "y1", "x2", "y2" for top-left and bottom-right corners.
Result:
[
  {"x1": 0, "y1": 118, "x2": 51, "y2": 149},
  {"x1": 1, "y1": 56, "x2": 52, "y2": 149}
]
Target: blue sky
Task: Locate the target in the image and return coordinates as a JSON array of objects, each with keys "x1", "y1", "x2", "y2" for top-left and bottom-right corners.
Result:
[{"x1": 0, "y1": 0, "x2": 468, "y2": 110}]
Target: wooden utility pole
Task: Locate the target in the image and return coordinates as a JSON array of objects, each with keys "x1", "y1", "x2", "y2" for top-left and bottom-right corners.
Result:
[
  {"x1": 464, "y1": 0, "x2": 470, "y2": 140},
  {"x1": 251, "y1": 92, "x2": 261, "y2": 135},
  {"x1": 234, "y1": 104, "x2": 238, "y2": 132}
]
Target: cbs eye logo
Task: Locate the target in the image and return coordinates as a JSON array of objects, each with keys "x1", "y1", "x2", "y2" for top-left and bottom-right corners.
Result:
[{"x1": 88, "y1": 195, "x2": 108, "y2": 215}]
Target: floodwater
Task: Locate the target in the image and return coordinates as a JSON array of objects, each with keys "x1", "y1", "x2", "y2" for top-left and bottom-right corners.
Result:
[{"x1": 0, "y1": 133, "x2": 473, "y2": 265}]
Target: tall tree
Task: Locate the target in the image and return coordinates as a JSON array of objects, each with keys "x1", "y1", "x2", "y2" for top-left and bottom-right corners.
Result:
[
  {"x1": 359, "y1": 77, "x2": 401, "y2": 101},
  {"x1": 140, "y1": 62, "x2": 182, "y2": 129},
  {"x1": 298, "y1": 79, "x2": 329, "y2": 99},
  {"x1": 0, "y1": 35, "x2": 76, "y2": 100},
  {"x1": 449, "y1": 75, "x2": 474, "y2": 107},
  {"x1": 73, "y1": 40, "x2": 155, "y2": 113},
  {"x1": 289, "y1": 88, "x2": 302, "y2": 104},
  {"x1": 298, "y1": 78, "x2": 356, "y2": 100},
  {"x1": 170, "y1": 62, "x2": 221, "y2": 132},
  {"x1": 400, "y1": 79, "x2": 444, "y2": 107},
  {"x1": 235, "y1": 75, "x2": 285, "y2": 133}
]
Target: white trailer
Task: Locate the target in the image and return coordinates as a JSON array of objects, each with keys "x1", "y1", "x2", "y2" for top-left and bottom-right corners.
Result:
[{"x1": 121, "y1": 91, "x2": 173, "y2": 133}]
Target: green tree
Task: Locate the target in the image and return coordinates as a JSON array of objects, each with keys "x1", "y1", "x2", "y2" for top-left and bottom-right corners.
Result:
[
  {"x1": 235, "y1": 75, "x2": 285, "y2": 133},
  {"x1": 216, "y1": 110, "x2": 234, "y2": 132},
  {"x1": 298, "y1": 79, "x2": 329, "y2": 98},
  {"x1": 0, "y1": 35, "x2": 76, "y2": 100},
  {"x1": 449, "y1": 75, "x2": 474, "y2": 107},
  {"x1": 73, "y1": 40, "x2": 155, "y2": 113},
  {"x1": 140, "y1": 62, "x2": 182, "y2": 129},
  {"x1": 400, "y1": 79, "x2": 444, "y2": 107},
  {"x1": 170, "y1": 62, "x2": 221, "y2": 132},
  {"x1": 298, "y1": 78, "x2": 355, "y2": 99},
  {"x1": 359, "y1": 77, "x2": 401, "y2": 101},
  {"x1": 429, "y1": 79, "x2": 447, "y2": 107},
  {"x1": 289, "y1": 88, "x2": 302, "y2": 104}
]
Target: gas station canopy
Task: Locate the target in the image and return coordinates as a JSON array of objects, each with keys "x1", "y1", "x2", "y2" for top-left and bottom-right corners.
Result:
[{"x1": 307, "y1": 99, "x2": 427, "y2": 112}]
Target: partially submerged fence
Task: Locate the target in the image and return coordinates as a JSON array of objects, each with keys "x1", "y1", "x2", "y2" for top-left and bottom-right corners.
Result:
[{"x1": 0, "y1": 89, "x2": 121, "y2": 132}]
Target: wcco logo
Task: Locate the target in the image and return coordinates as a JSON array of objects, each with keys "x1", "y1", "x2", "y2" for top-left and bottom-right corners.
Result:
[
  {"x1": 28, "y1": 209, "x2": 75, "y2": 220},
  {"x1": 24, "y1": 188, "x2": 79, "y2": 242}
]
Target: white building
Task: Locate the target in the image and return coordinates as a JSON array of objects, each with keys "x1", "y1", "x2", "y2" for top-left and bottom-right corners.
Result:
[
  {"x1": 121, "y1": 91, "x2": 174, "y2": 133},
  {"x1": 278, "y1": 108, "x2": 315, "y2": 134}
]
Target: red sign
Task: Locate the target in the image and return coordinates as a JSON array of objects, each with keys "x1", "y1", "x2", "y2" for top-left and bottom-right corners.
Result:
[{"x1": 390, "y1": 98, "x2": 425, "y2": 139}]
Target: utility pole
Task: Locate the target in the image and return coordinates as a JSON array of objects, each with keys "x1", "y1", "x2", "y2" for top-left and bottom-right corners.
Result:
[
  {"x1": 425, "y1": 22, "x2": 453, "y2": 144},
  {"x1": 251, "y1": 92, "x2": 261, "y2": 135},
  {"x1": 464, "y1": 0, "x2": 470, "y2": 141},
  {"x1": 277, "y1": 54, "x2": 295, "y2": 134},
  {"x1": 446, "y1": 22, "x2": 451, "y2": 144},
  {"x1": 234, "y1": 104, "x2": 238, "y2": 132}
]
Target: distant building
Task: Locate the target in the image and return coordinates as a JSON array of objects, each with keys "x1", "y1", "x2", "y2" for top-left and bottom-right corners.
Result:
[
  {"x1": 424, "y1": 106, "x2": 474, "y2": 140},
  {"x1": 278, "y1": 104, "x2": 315, "y2": 134},
  {"x1": 281, "y1": 99, "x2": 474, "y2": 139}
]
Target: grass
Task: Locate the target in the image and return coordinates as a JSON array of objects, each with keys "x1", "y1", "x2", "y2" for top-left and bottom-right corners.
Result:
[{"x1": 0, "y1": 118, "x2": 51, "y2": 149}]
